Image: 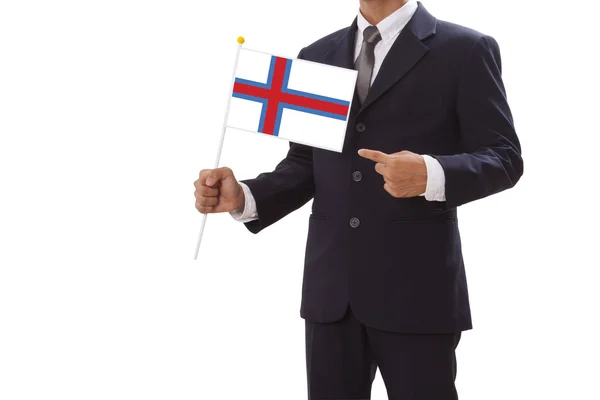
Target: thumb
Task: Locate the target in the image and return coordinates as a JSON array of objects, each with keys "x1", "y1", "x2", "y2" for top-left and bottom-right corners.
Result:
[{"x1": 206, "y1": 167, "x2": 232, "y2": 186}]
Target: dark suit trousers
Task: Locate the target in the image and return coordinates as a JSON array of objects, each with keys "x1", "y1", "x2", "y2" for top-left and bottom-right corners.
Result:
[{"x1": 305, "y1": 307, "x2": 461, "y2": 400}]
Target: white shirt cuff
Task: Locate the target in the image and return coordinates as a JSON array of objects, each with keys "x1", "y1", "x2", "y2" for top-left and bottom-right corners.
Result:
[
  {"x1": 229, "y1": 182, "x2": 259, "y2": 222},
  {"x1": 421, "y1": 155, "x2": 446, "y2": 202}
]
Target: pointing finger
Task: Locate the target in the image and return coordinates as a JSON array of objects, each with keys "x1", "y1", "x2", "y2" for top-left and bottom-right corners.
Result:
[{"x1": 358, "y1": 149, "x2": 390, "y2": 164}]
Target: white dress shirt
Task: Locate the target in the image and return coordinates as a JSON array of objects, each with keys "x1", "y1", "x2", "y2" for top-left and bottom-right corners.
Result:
[{"x1": 231, "y1": 0, "x2": 445, "y2": 222}]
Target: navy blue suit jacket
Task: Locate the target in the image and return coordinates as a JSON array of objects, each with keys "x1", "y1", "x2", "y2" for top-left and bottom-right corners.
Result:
[{"x1": 240, "y1": 2, "x2": 523, "y2": 333}]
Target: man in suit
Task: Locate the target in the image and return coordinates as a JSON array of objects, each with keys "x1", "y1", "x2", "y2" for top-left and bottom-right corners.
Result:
[{"x1": 194, "y1": 0, "x2": 523, "y2": 398}]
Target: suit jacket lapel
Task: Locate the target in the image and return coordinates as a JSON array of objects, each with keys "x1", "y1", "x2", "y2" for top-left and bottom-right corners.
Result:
[
  {"x1": 321, "y1": 18, "x2": 362, "y2": 119},
  {"x1": 359, "y1": 2, "x2": 438, "y2": 112},
  {"x1": 323, "y1": 18, "x2": 358, "y2": 70}
]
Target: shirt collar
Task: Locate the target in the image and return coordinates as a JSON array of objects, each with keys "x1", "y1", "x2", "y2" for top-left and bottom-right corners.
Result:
[{"x1": 356, "y1": 0, "x2": 418, "y2": 44}]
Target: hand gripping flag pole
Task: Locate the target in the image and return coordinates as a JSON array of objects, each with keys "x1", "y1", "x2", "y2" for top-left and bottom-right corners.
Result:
[{"x1": 193, "y1": 36, "x2": 245, "y2": 260}]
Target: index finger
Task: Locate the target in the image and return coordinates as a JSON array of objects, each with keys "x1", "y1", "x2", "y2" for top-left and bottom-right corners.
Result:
[{"x1": 358, "y1": 149, "x2": 390, "y2": 163}]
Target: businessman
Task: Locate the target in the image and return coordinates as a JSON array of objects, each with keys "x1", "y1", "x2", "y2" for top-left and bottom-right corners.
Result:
[{"x1": 194, "y1": 0, "x2": 523, "y2": 398}]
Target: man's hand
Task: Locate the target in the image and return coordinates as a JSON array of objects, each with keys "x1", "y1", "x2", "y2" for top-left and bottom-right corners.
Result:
[
  {"x1": 358, "y1": 149, "x2": 428, "y2": 198},
  {"x1": 194, "y1": 167, "x2": 245, "y2": 214}
]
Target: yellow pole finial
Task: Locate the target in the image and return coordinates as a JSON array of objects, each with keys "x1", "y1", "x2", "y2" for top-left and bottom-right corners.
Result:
[{"x1": 237, "y1": 36, "x2": 245, "y2": 44}]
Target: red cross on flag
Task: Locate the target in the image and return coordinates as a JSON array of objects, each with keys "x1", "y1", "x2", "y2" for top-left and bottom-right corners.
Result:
[{"x1": 226, "y1": 48, "x2": 358, "y2": 153}]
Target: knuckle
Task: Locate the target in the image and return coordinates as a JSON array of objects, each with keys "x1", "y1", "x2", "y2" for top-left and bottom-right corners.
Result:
[
  {"x1": 196, "y1": 204, "x2": 212, "y2": 213},
  {"x1": 222, "y1": 167, "x2": 234, "y2": 179}
]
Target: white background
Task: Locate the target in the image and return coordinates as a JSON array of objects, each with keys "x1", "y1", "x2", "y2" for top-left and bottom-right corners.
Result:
[{"x1": 0, "y1": 0, "x2": 598, "y2": 399}]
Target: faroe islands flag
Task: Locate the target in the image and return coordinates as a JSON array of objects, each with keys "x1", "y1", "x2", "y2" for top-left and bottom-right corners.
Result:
[{"x1": 226, "y1": 48, "x2": 358, "y2": 153}]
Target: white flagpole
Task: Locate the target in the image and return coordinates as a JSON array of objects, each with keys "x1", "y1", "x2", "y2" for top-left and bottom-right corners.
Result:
[{"x1": 193, "y1": 36, "x2": 245, "y2": 260}]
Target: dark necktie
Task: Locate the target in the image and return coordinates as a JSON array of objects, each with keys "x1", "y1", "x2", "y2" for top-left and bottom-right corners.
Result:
[{"x1": 354, "y1": 25, "x2": 382, "y2": 104}]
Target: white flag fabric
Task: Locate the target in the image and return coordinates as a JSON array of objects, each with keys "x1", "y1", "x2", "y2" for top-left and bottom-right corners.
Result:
[{"x1": 226, "y1": 48, "x2": 358, "y2": 153}]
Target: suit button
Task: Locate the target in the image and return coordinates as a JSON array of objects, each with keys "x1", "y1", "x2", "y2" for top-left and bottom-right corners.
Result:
[
  {"x1": 349, "y1": 217, "x2": 360, "y2": 228},
  {"x1": 355, "y1": 122, "x2": 366, "y2": 133},
  {"x1": 352, "y1": 171, "x2": 363, "y2": 182}
]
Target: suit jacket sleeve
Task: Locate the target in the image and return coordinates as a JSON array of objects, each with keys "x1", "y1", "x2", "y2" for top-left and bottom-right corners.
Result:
[
  {"x1": 430, "y1": 35, "x2": 523, "y2": 209},
  {"x1": 239, "y1": 49, "x2": 315, "y2": 234}
]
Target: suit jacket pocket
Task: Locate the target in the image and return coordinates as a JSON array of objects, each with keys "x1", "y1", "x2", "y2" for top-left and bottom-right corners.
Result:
[{"x1": 391, "y1": 212, "x2": 456, "y2": 224}]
